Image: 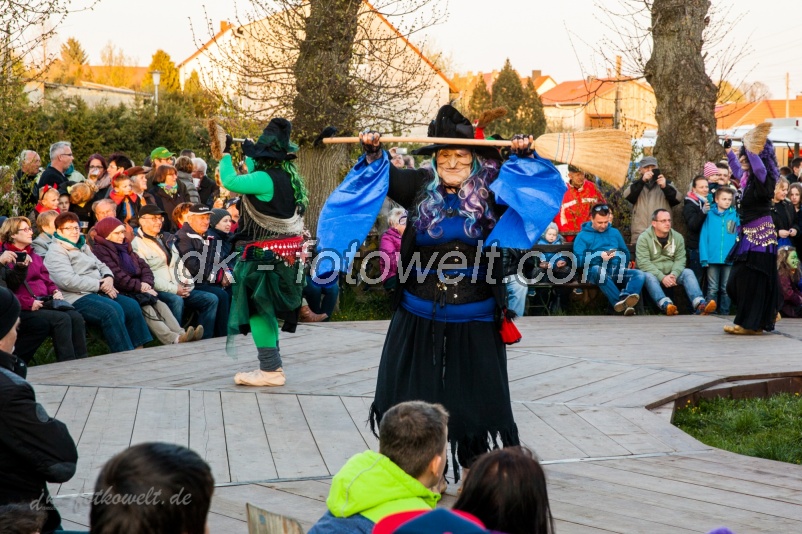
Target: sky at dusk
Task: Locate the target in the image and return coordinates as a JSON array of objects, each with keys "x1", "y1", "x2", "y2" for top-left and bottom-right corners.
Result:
[{"x1": 54, "y1": 0, "x2": 801, "y2": 99}]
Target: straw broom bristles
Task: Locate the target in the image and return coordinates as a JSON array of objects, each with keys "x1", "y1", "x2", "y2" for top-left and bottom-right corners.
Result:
[
  {"x1": 207, "y1": 118, "x2": 228, "y2": 161},
  {"x1": 533, "y1": 129, "x2": 632, "y2": 188},
  {"x1": 742, "y1": 122, "x2": 772, "y2": 154},
  {"x1": 476, "y1": 107, "x2": 507, "y2": 129}
]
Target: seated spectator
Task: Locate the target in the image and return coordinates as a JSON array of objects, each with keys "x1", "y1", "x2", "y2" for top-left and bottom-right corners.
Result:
[
  {"x1": 208, "y1": 208, "x2": 235, "y2": 260},
  {"x1": 0, "y1": 503, "x2": 46, "y2": 534},
  {"x1": 226, "y1": 197, "x2": 240, "y2": 232},
  {"x1": 132, "y1": 205, "x2": 218, "y2": 339},
  {"x1": 192, "y1": 157, "x2": 219, "y2": 206},
  {"x1": 174, "y1": 204, "x2": 231, "y2": 337},
  {"x1": 32, "y1": 210, "x2": 58, "y2": 258},
  {"x1": 171, "y1": 202, "x2": 193, "y2": 237},
  {"x1": 89, "y1": 198, "x2": 133, "y2": 245},
  {"x1": 379, "y1": 207, "x2": 406, "y2": 290},
  {"x1": 30, "y1": 185, "x2": 61, "y2": 222},
  {"x1": 145, "y1": 147, "x2": 176, "y2": 189},
  {"x1": 308, "y1": 401, "x2": 448, "y2": 534},
  {"x1": 92, "y1": 217, "x2": 201, "y2": 345},
  {"x1": 682, "y1": 174, "x2": 709, "y2": 287},
  {"x1": 0, "y1": 286, "x2": 78, "y2": 533},
  {"x1": 537, "y1": 222, "x2": 569, "y2": 276},
  {"x1": 0, "y1": 217, "x2": 87, "y2": 364},
  {"x1": 373, "y1": 509, "x2": 488, "y2": 534},
  {"x1": 700, "y1": 187, "x2": 739, "y2": 315},
  {"x1": 44, "y1": 212, "x2": 152, "y2": 353},
  {"x1": 96, "y1": 153, "x2": 134, "y2": 200},
  {"x1": 89, "y1": 442, "x2": 214, "y2": 534},
  {"x1": 302, "y1": 273, "x2": 338, "y2": 323},
  {"x1": 777, "y1": 246, "x2": 802, "y2": 318},
  {"x1": 453, "y1": 446, "x2": 554, "y2": 534},
  {"x1": 149, "y1": 165, "x2": 189, "y2": 233},
  {"x1": 109, "y1": 173, "x2": 142, "y2": 224},
  {"x1": 174, "y1": 155, "x2": 201, "y2": 204},
  {"x1": 555, "y1": 164, "x2": 605, "y2": 242},
  {"x1": 126, "y1": 165, "x2": 156, "y2": 206},
  {"x1": 573, "y1": 203, "x2": 644, "y2": 316},
  {"x1": 637, "y1": 208, "x2": 716, "y2": 315},
  {"x1": 68, "y1": 182, "x2": 95, "y2": 225},
  {"x1": 623, "y1": 156, "x2": 680, "y2": 244},
  {"x1": 771, "y1": 177, "x2": 797, "y2": 247}
]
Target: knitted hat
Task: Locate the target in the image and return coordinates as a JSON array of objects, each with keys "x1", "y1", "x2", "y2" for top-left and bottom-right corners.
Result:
[
  {"x1": 0, "y1": 287, "x2": 21, "y2": 340},
  {"x1": 703, "y1": 162, "x2": 718, "y2": 178},
  {"x1": 94, "y1": 217, "x2": 125, "y2": 239},
  {"x1": 209, "y1": 209, "x2": 230, "y2": 228}
]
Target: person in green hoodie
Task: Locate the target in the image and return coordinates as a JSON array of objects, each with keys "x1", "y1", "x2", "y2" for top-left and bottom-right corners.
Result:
[
  {"x1": 309, "y1": 401, "x2": 448, "y2": 534},
  {"x1": 637, "y1": 208, "x2": 717, "y2": 316}
]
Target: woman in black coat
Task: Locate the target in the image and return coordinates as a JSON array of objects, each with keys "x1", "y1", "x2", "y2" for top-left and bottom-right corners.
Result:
[{"x1": 147, "y1": 165, "x2": 188, "y2": 233}]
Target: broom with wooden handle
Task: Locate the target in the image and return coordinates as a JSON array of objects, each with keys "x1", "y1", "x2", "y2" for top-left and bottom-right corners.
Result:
[{"x1": 322, "y1": 129, "x2": 632, "y2": 188}]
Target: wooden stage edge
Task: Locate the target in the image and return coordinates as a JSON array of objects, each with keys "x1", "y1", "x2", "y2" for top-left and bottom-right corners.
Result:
[{"x1": 27, "y1": 315, "x2": 802, "y2": 534}]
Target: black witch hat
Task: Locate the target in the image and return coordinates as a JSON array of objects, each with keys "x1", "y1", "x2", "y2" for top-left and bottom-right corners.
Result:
[
  {"x1": 242, "y1": 118, "x2": 299, "y2": 161},
  {"x1": 412, "y1": 105, "x2": 501, "y2": 161}
]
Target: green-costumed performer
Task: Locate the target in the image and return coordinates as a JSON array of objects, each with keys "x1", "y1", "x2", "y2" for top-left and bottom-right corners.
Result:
[{"x1": 218, "y1": 118, "x2": 309, "y2": 387}]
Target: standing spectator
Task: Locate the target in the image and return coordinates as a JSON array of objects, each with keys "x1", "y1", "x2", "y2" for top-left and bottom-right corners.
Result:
[
  {"x1": 132, "y1": 205, "x2": 218, "y2": 339},
  {"x1": 682, "y1": 174, "x2": 709, "y2": 287},
  {"x1": 89, "y1": 442, "x2": 214, "y2": 534},
  {"x1": 174, "y1": 156, "x2": 201, "y2": 204},
  {"x1": 789, "y1": 183, "x2": 802, "y2": 251},
  {"x1": 37, "y1": 141, "x2": 73, "y2": 190},
  {"x1": 0, "y1": 217, "x2": 88, "y2": 364},
  {"x1": 453, "y1": 446, "x2": 554, "y2": 534},
  {"x1": 13, "y1": 150, "x2": 42, "y2": 214},
  {"x1": 149, "y1": 165, "x2": 188, "y2": 233},
  {"x1": 68, "y1": 182, "x2": 95, "y2": 225},
  {"x1": 126, "y1": 165, "x2": 156, "y2": 206},
  {"x1": 790, "y1": 157, "x2": 802, "y2": 184},
  {"x1": 226, "y1": 197, "x2": 240, "y2": 230},
  {"x1": 637, "y1": 208, "x2": 716, "y2": 315},
  {"x1": 379, "y1": 207, "x2": 406, "y2": 290},
  {"x1": 83, "y1": 153, "x2": 108, "y2": 195},
  {"x1": 92, "y1": 218, "x2": 201, "y2": 345},
  {"x1": 44, "y1": 212, "x2": 152, "y2": 352},
  {"x1": 0, "y1": 287, "x2": 78, "y2": 534},
  {"x1": 108, "y1": 173, "x2": 141, "y2": 224},
  {"x1": 777, "y1": 246, "x2": 802, "y2": 317},
  {"x1": 32, "y1": 211, "x2": 58, "y2": 258},
  {"x1": 573, "y1": 203, "x2": 645, "y2": 315},
  {"x1": 555, "y1": 164, "x2": 605, "y2": 242},
  {"x1": 700, "y1": 187, "x2": 739, "y2": 315},
  {"x1": 192, "y1": 157, "x2": 219, "y2": 206},
  {"x1": 770, "y1": 177, "x2": 797, "y2": 247},
  {"x1": 174, "y1": 204, "x2": 231, "y2": 337},
  {"x1": 389, "y1": 148, "x2": 406, "y2": 169},
  {"x1": 146, "y1": 147, "x2": 176, "y2": 189},
  {"x1": 95, "y1": 153, "x2": 133, "y2": 200},
  {"x1": 207, "y1": 208, "x2": 235, "y2": 260},
  {"x1": 623, "y1": 156, "x2": 680, "y2": 244}
]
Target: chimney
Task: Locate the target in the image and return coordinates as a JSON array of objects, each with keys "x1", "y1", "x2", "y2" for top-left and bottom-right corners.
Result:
[
  {"x1": 531, "y1": 70, "x2": 542, "y2": 79},
  {"x1": 220, "y1": 21, "x2": 232, "y2": 33}
]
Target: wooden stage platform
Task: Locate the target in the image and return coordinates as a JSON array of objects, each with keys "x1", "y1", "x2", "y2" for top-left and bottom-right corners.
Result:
[{"x1": 27, "y1": 315, "x2": 802, "y2": 533}]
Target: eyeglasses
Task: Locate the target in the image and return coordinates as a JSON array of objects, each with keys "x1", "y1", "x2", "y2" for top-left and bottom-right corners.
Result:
[
  {"x1": 59, "y1": 225, "x2": 81, "y2": 232},
  {"x1": 17, "y1": 227, "x2": 33, "y2": 233},
  {"x1": 89, "y1": 165, "x2": 104, "y2": 170}
]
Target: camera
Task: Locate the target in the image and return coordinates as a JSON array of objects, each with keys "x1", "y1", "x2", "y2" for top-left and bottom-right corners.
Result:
[
  {"x1": 651, "y1": 168, "x2": 661, "y2": 178},
  {"x1": 15, "y1": 251, "x2": 27, "y2": 263},
  {"x1": 35, "y1": 295, "x2": 53, "y2": 302}
]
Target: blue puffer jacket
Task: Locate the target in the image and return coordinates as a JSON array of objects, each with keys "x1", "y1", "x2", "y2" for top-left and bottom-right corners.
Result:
[
  {"x1": 699, "y1": 206, "x2": 739, "y2": 266},
  {"x1": 572, "y1": 221, "x2": 630, "y2": 280}
]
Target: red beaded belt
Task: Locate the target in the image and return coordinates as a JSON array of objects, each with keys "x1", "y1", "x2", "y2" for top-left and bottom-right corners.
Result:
[{"x1": 241, "y1": 236, "x2": 306, "y2": 265}]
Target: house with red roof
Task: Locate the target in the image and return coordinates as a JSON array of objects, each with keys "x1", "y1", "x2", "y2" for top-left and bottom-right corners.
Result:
[{"x1": 539, "y1": 77, "x2": 656, "y2": 137}]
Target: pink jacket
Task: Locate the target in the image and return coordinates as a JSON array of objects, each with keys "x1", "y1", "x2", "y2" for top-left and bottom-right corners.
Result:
[
  {"x1": 2, "y1": 243, "x2": 59, "y2": 311},
  {"x1": 379, "y1": 227, "x2": 402, "y2": 282}
]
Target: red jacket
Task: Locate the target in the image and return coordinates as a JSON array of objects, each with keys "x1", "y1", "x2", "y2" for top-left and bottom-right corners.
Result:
[{"x1": 554, "y1": 180, "x2": 606, "y2": 242}]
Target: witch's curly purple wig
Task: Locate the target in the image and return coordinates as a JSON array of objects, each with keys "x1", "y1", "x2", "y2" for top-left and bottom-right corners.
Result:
[
  {"x1": 740, "y1": 139, "x2": 780, "y2": 180},
  {"x1": 414, "y1": 155, "x2": 499, "y2": 239}
]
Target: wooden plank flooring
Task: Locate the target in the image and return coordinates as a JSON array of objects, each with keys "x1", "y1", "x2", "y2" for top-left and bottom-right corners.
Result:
[{"x1": 27, "y1": 315, "x2": 802, "y2": 532}]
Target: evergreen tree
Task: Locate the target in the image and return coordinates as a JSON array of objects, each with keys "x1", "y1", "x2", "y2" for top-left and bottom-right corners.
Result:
[
  {"x1": 53, "y1": 37, "x2": 88, "y2": 84},
  {"x1": 518, "y1": 78, "x2": 547, "y2": 138},
  {"x1": 183, "y1": 70, "x2": 220, "y2": 116},
  {"x1": 467, "y1": 76, "x2": 491, "y2": 121},
  {"x1": 142, "y1": 50, "x2": 181, "y2": 93},
  {"x1": 491, "y1": 59, "x2": 525, "y2": 138}
]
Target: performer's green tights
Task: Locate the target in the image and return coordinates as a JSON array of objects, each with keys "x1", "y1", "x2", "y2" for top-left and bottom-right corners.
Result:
[{"x1": 250, "y1": 313, "x2": 282, "y2": 372}]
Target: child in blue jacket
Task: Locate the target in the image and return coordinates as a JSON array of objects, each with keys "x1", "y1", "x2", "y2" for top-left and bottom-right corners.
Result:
[{"x1": 699, "y1": 187, "x2": 739, "y2": 314}]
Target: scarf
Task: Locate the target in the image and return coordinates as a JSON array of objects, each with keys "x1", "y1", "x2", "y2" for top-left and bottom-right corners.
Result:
[
  {"x1": 54, "y1": 231, "x2": 86, "y2": 249},
  {"x1": 95, "y1": 235, "x2": 139, "y2": 275},
  {"x1": 109, "y1": 190, "x2": 138, "y2": 205},
  {"x1": 158, "y1": 183, "x2": 178, "y2": 197}
]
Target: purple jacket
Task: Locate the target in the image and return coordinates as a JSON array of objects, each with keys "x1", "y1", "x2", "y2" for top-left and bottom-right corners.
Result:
[
  {"x1": 2, "y1": 243, "x2": 58, "y2": 311},
  {"x1": 92, "y1": 236, "x2": 155, "y2": 294},
  {"x1": 379, "y1": 227, "x2": 402, "y2": 282}
]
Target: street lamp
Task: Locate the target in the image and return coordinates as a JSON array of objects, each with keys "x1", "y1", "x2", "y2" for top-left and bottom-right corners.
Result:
[{"x1": 151, "y1": 70, "x2": 161, "y2": 112}]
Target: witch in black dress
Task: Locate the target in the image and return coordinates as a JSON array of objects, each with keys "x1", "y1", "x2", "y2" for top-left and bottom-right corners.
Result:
[
  {"x1": 724, "y1": 129, "x2": 782, "y2": 334},
  {"x1": 314, "y1": 106, "x2": 565, "y2": 477}
]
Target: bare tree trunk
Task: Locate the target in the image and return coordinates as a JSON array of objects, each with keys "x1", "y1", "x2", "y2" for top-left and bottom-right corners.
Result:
[
  {"x1": 645, "y1": 0, "x2": 722, "y2": 230},
  {"x1": 297, "y1": 144, "x2": 351, "y2": 236}
]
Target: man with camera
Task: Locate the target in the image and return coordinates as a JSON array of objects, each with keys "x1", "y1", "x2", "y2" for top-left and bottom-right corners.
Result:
[
  {"x1": 623, "y1": 156, "x2": 681, "y2": 244},
  {"x1": 0, "y1": 286, "x2": 79, "y2": 534}
]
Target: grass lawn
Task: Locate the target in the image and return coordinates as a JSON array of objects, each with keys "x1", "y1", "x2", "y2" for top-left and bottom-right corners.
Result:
[{"x1": 673, "y1": 393, "x2": 802, "y2": 465}]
